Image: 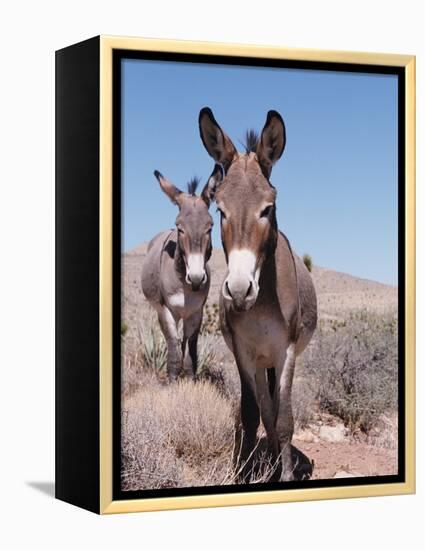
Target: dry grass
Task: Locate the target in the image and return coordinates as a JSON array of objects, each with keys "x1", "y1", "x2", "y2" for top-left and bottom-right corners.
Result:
[
  {"x1": 121, "y1": 376, "x2": 279, "y2": 489},
  {"x1": 122, "y1": 377, "x2": 232, "y2": 490}
]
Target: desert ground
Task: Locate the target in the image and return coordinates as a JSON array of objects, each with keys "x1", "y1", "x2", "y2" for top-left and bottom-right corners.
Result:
[{"x1": 121, "y1": 242, "x2": 398, "y2": 490}]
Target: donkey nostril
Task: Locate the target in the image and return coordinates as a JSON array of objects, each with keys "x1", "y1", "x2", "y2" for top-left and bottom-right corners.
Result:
[
  {"x1": 225, "y1": 281, "x2": 233, "y2": 298},
  {"x1": 245, "y1": 281, "x2": 253, "y2": 298}
]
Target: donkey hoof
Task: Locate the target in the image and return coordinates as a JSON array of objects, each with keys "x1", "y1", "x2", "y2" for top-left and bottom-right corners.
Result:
[
  {"x1": 168, "y1": 372, "x2": 180, "y2": 383},
  {"x1": 280, "y1": 465, "x2": 295, "y2": 482},
  {"x1": 281, "y1": 472, "x2": 295, "y2": 482}
]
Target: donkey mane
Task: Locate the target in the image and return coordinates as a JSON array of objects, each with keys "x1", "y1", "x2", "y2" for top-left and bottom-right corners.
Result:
[
  {"x1": 187, "y1": 176, "x2": 201, "y2": 196},
  {"x1": 243, "y1": 129, "x2": 259, "y2": 154}
]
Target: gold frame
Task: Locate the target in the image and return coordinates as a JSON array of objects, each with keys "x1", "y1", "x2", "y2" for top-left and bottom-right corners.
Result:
[{"x1": 99, "y1": 36, "x2": 416, "y2": 514}]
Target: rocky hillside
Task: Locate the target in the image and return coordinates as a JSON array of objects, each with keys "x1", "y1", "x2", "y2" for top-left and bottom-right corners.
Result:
[{"x1": 122, "y1": 243, "x2": 397, "y2": 330}]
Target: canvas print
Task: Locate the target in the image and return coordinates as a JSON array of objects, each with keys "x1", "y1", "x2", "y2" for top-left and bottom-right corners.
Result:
[{"x1": 119, "y1": 58, "x2": 399, "y2": 493}]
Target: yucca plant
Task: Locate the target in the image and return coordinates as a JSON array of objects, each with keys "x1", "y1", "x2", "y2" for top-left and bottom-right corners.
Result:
[
  {"x1": 139, "y1": 315, "x2": 220, "y2": 380},
  {"x1": 139, "y1": 321, "x2": 168, "y2": 373}
]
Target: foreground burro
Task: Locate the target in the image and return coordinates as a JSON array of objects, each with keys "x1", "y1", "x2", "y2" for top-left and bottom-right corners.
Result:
[
  {"x1": 141, "y1": 170, "x2": 219, "y2": 380},
  {"x1": 198, "y1": 107, "x2": 317, "y2": 482}
]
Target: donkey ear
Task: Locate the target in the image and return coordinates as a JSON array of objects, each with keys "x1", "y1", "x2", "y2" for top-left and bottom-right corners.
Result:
[
  {"x1": 256, "y1": 110, "x2": 286, "y2": 178},
  {"x1": 201, "y1": 163, "x2": 224, "y2": 206},
  {"x1": 199, "y1": 107, "x2": 237, "y2": 170},
  {"x1": 154, "y1": 170, "x2": 182, "y2": 205}
]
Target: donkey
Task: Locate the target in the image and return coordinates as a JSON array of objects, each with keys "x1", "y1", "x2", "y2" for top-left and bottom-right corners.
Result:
[
  {"x1": 198, "y1": 107, "x2": 317, "y2": 481},
  {"x1": 141, "y1": 170, "x2": 217, "y2": 381}
]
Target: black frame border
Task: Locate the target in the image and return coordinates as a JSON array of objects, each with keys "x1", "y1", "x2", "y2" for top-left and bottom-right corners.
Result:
[{"x1": 112, "y1": 49, "x2": 406, "y2": 502}]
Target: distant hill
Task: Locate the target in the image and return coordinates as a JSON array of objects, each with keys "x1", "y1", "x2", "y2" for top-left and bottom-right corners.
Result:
[{"x1": 122, "y1": 244, "x2": 397, "y2": 331}]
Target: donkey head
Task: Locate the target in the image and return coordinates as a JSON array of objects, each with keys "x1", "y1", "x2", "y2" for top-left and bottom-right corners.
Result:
[
  {"x1": 199, "y1": 107, "x2": 286, "y2": 311},
  {"x1": 154, "y1": 170, "x2": 215, "y2": 291}
]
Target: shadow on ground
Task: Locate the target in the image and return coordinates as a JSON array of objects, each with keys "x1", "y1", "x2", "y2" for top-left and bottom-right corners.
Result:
[
  {"x1": 26, "y1": 481, "x2": 55, "y2": 498},
  {"x1": 241, "y1": 436, "x2": 314, "y2": 482},
  {"x1": 291, "y1": 444, "x2": 314, "y2": 480}
]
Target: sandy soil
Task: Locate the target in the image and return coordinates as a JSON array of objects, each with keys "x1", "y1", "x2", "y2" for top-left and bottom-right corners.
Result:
[{"x1": 294, "y1": 439, "x2": 397, "y2": 479}]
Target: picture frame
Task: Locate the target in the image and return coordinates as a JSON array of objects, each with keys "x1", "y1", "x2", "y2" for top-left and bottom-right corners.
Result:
[{"x1": 55, "y1": 35, "x2": 415, "y2": 514}]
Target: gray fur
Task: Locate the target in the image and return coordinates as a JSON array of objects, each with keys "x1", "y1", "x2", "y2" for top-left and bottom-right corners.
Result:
[{"x1": 142, "y1": 175, "x2": 213, "y2": 380}]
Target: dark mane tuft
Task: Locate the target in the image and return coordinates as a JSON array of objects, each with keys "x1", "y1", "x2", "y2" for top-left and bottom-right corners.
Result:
[
  {"x1": 187, "y1": 176, "x2": 201, "y2": 196},
  {"x1": 243, "y1": 129, "x2": 259, "y2": 153}
]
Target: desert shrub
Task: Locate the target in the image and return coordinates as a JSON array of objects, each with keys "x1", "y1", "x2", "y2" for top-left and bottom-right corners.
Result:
[
  {"x1": 195, "y1": 333, "x2": 228, "y2": 393},
  {"x1": 121, "y1": 378, "x2": 236, "y2": 489},
  {"x1": 303, "y1": 253, "x2": 313, "y2": 272},
  {"x1": 301, "y1": 311, "x2": 398, "y2": 432},
  {"x1": 122, "y1": 375, "x2": 283, "y2": 489},
  {"x1": 121, "y1": 352, "x2": 141, "y2": 396},
  {"x1": 121, "y1": 321, "x2": 128, "y2": 336},
  {"x1": 366, "y1": 412, "x2": 398, "y2": 449},
  {"x1": 196, "y1": 333, "x2": 217, "y2": 374},
  {"x1": 122, "y1": 390, "x2": 183, "y2": 490},
  {"x1": 156, "y1": 380, "x2": 234, "y2": 460},
  {"x1": 292, "y1": 376, "x2": 317, "y2": 429}
]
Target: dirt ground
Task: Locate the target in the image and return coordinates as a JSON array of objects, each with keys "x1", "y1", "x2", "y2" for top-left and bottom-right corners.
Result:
[{"x1": 294, "y1": 439, "x2": 397, "y2": 479}]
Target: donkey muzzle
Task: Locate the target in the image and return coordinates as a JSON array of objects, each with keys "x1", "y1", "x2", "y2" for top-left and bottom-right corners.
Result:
[
  {"x1": 186, "y1": 271, "x2": 207, "y2": 291},
  {"x1": 185, "y1": 254, "x2": 207, "y2": 291},
  {"x1": 223, "y1": 249, "x2": 259, "y2": 311},
  {"x1": 222, "y1": 276, "x2": 258, "y2": 311}
]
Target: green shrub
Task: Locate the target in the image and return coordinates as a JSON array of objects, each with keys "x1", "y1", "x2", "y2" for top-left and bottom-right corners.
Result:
[
  {"x1": 303, "y1": 253, "x2": 313, "y2": 272},
  {"x1": 121, "y1": 322, "x2": 128, "y2": 336}
]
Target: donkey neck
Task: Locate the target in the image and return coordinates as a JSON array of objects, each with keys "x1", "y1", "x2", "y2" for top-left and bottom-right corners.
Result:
[
  {"x1": 257, "y1": 249, "x2": 278, "y2": 304},
  {"x1": 160, "y1": 228, "x2": 187, "y2": 282},
  {"x1": 258, "y1": 228, "x2": 302, "y2": 339},
  {"x1": 256, "y1": 224, "x2": 279, "y2": 303}
]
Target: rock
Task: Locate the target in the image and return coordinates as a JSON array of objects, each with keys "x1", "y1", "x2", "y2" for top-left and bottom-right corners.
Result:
[
  {"x1": 295, "y1": 430, "x2": 317, "y2": 443},
  {"x1": 318, "y1": 424, "x2": 347, "y2": 443}
]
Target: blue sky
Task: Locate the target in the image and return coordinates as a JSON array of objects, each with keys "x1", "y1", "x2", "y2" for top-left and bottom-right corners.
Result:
[{"x1": 122, "y1": 59, "x2": 398, "y2": 285}]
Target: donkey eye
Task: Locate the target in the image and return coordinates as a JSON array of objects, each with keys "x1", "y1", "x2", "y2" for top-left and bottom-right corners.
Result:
[
  {"x1": 177, "y1": 227, "x2": 184, "y2": 235},
  {"x1": 260, "y1": 205, "x2": 273, "y2": 218}
]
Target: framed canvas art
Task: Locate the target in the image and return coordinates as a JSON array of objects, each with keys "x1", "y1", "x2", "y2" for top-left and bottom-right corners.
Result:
[{"x1": 55, "y1": 36, "x2": 415, "y2": 514}]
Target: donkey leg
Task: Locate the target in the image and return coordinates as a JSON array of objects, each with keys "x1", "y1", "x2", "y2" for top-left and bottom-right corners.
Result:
[
  {"x1": 157, "y1": 306, "x2": 181, "y2": 381},
  {"x1": 276, "y1": 343, "x2": 297, "y2": 481},
  {"x1": 237, "y1": 369, "x2": 260, "y2": 482},
  {"x1": 182, "y1": 310, "x2": 202, "y2": 377},
  {"x1": 256, "y1": 368, "x2": 279, "y2": 457},
  {"x1": 256, "y1": 367, "x2": 280, "y2": 481}
]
